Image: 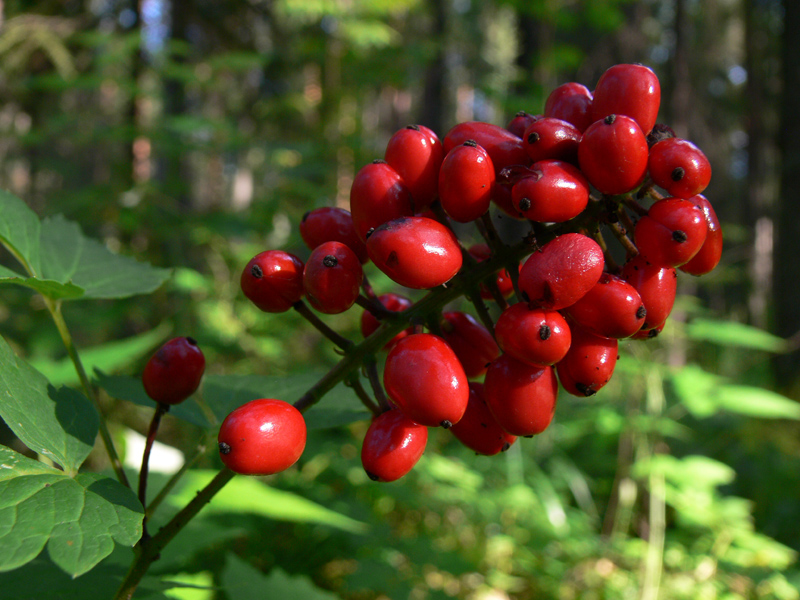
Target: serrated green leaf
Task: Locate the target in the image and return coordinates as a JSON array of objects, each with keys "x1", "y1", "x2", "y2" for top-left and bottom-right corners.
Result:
[
  {"x1": 686, "y1": 318, "x2": 789, "y2": 353},
  {"x1": 0, "y1": 189, "x2": 42, "y2": 274},
  {"x1": 715, "y1": 385, "x2": 800, "y2": 420},
  {"x1": 0, "y1": 446, "x2": 143, "y2": 577},
  {"x1": 31, "y1": 323, "x2": 172, "y2": 387},
  {"x1": 221, "y1": 554, "x2": 341, "y2": 600},
  {"x1": 39, "y1": 215, "x2": 171, "y2": 299},
  {"x1": 0, "y1": 264, "x2": 85, "y2": 299},
  {"x1": 0, "y1": 191, "x2": 170, "y2": 300},
  {"x1": 0, "y1": 336, "x2": 98, "y2": 473},
  {"x1": 170, "y1": 470, "x2": 367, "y2": 534}
]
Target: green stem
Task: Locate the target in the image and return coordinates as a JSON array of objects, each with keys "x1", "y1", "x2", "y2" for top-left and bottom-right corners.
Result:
[
  {"x1": 43, "y1": 296, "x2": 131, "y2": 488},
  {"x1": 347, "y1": 374, "x2": 381, "y2": 416},
  {"x1": 114, "y1": 468, "x2": 236, "y2": 600},
  {"x1": 146, "y1": 437, "x2": 210, "y2": 520}
]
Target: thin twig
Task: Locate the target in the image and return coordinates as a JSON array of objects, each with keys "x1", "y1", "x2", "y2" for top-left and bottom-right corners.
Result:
[{"x1": 292, "y1": 301, "x2": 353, "y2": 350}]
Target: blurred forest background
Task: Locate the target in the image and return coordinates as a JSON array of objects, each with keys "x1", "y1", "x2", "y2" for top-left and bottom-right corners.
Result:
[{"x1": 2, "y1": 0, "x2": 800, "y2": 599}]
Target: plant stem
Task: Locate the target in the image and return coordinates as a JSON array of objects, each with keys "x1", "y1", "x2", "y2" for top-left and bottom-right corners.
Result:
[
  {"x1": 114, "y1": 468, "x2": 236, "y2": 600},
  {"x1": 347, "y1": 373, "x2": 381, "y2": 416},
  {"x1": 146, "y1": 437, "x2": 210, "y2": 520},
  {"x1": 139, "y1": 402, "x2": 168, "y2": 535},
  {"x1": 43, "y1": 296, "x2": 131, "y2": 488},
  {"x1": 292, "y1": 301, "x2": 353, "y2": 350}
]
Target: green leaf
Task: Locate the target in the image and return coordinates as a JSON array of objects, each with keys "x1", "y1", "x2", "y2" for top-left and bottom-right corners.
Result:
[
  {"x1": 95, "y1": 373, "x2": 371, "y2": 430},
  {"x1": 221, "y1": 553, "x2": 341, "y2": 600},
  {"x1": 686, "y1": 318, "x2": 789, "y2": 353},
  {"x1": 714, "y1": 385, "x2": 800, "y2": 420},
  {"x1": 0, "y1": 335, "x2": 98, "y2": 473},
  {"x1": 31, "y1": 323, "x2": 172, "y2": 387},
  {"x1": 0, "y1": 191, "x2": 170, "y2": 300},
  {"x1": 0, "y1": 264, "x2": 85, "y2": 299},
  {"x1": 0, "y1": 189, "x2": 42, "y2": 274},
  {"x1": 0, "y1": 447, "x2": 143, "y2": 577},
  {"x1": 39, "y1": 215, "x2": 171, "y2": 299},
  {"x1": 670, "y1": 364, "x2": 720, "y2": 418},
  {"x1": 169, "y1": 470, "x2": 367, "y2": 534}
]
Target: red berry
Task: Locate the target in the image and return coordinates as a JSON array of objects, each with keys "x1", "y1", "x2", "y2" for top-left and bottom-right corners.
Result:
[
  {"x1": 490, "y1": 181, "x2": 523, "y2": 219},
  {"x1": 299, "y1": 207, "x2": 368, "y2": 263},
  {"x1": 218, "y1": 398, "x2": 307, "y2": 475},
  {"x1": 621, "y1": 255, "x2": 677, "y2": 330},
  {"x1": 562, "y1": 273, "x2": 646, "y2": 339},
  {"x1": 511, "y1": 159, "x2": 590, "y2": 223},
  {"x1": 518, "y1": 233, "x2": 605, "y2": 310},
  {"x1": 366, "y1": 216, "x2": 462, "y2": 289},
  {"x1": 361, "y1": 409, "x2": 428, "y2": 482},
  {"x1": 303, "y1": 241, "x2": 363, "y2": 314},
  {"x1": 578, "y1": 114, "x2": 649, "y2": 195},
  {"x1": 522, "y1": 118, "x2": 582, "y2": 164},
  {"x1": 443, "y1": 121, "x2": 529, "y2": 175},
  {"x1": 544, "y1": 82, "x2": 594, "y2": 132},
  {"x1": 383, "y1": 333, "x2": 469, "y2": 428},
  {"x1": 450, "y1": 383, "x2": 517, "y2": 455},
  {"x1": 483, "y1": 355, "x2": 558, "y2": 437},
  {"x1": 439, "y1": 311, "x2": 500, "y2": 378},
  {"x1": 438, "y1": 140, "x2": 495, "y2": 222},
  {"x1": 142, "y1": 337, "x2": 206, "y2": 405},
  {"x1": 241, "y1": 250, "x2": 305, "y2": 313},
  {"x1": 634, "y1": 197, "x2": 708, "y2": 267},
  {"x1": 494, "y1": 303, "x2": 571, "y2": 367},
  {"x1": 360, "y1": 293, "x2": 413, "y2": 350},
  {"x1": 350, "y1": 160, "x2": 414, "y2": 241},
  {"x1": 648, "y1": 138, "x2": 712, "y2": 199},
  {"x1": 591, "y1": 63, "x2": 661, "y2": 135},
  {"x1": 507, "y1": 111, "x2": 541, "y2": 138},
  {"x1": 556, "y1": 325, "x2": 618, "y2": 397},
  {"x1": 384, "y1": 124, "x2": 444, "y2": 210},
  {"x1": 680, "y1": 194, "x2": 723, "y2": 276}
]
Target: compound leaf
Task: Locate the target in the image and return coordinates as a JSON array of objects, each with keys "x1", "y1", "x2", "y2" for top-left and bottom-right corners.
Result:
[{"x1": 0, "y1": 447, "x2": 143, "y2": 577}]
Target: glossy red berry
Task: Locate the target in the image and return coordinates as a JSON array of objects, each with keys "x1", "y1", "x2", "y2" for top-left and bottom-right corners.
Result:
[
  {"x1": 490, "y1": 181, "x2": 523, "y2": 219},
  {"x1": 648, "y1": 138, "x2": 712, "y2": 199},
  {"x1": 241, "y1": 250, "x2": 305, "y2": 313},
  {"x1": 383, "y1": 333, "x2": 469, "y2": 428},
  {"x1": 544, "y1": 82, "x2": 594, "y2": 132},
  {"x1": 350, "y1": 160, "x2": 414, "y2": 241},
  {"x1": 439, "y1": 140, "x2": 495, "y2": 222},
  {"x1": 518, "y1": 233, "x2": 605, "y2": 310},
  {"x1": 299, "y1": 207, "x2": 369, "y2": 263},
  {"x1": 218, "y1": 398, "x2": 307, "y2": 475},
  {"x1": 384, "y1": 124, "x2": 444, "y2": 210},
  {"x1": 439, "y1": 311, "x2": 500, "y2": 378},
  {"x1": 522, "y1": 118, "x2": 581, "y2": 164},
  {"x1": 556, "y1": 325, "x2": 618, "y2": 397},
  {"x1": 361, "y1": 409, "x2": 428, "y2": 482},
  {"x1": 494, "y1": 303, "x2": 571, "y2": 367},
  {"x1": 507, "y1": 111, "x2": 541, "y2": 138},
  {"x1": 142, "y1": 337, "x2": 205, "y2": 405},
  {"x1": 450, "y1": 383, "x2": 517, "y2": 455},
  {"x1": 366, "y1": 216, "x2": 462, "y2": 289},
  {"x1": 360, "y1": 293, "x2": 413, "y2": 349},
  {"x1": 303, "y1": 241, "x2": 363, "y2": 314},
  {"x1": 562, "y1": 273, "x2": 646, "y2": 339},
  {"x1": 591, "y1": 63, "x2": 661, "y2": 135},
  {"x1": 634, "y1": 197, "x2": 708, "y2": 267},
  {"x1": 621, "y1": 255, "x2": 677, "y2": 331},
  {"x1": 483, "y1": 355, "x2": 558, "y2": 437},
  {"x1": 578, "y1": 114, "x2": 649, "y2": 195},
  {"x1": 512, "y1": 159, "x2": 590, "y2": 223},
  {"x1": 443, "y1": 121, "x2": 529, "y2": 175},
  {"x1": 680, "y1": 194, "x2": 723, "y2": 276}
]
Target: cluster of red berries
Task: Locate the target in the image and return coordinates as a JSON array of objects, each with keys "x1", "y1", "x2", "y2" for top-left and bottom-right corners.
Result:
[{"x1": 175, "y1": 63, "x2": 722, "y2": 482}]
